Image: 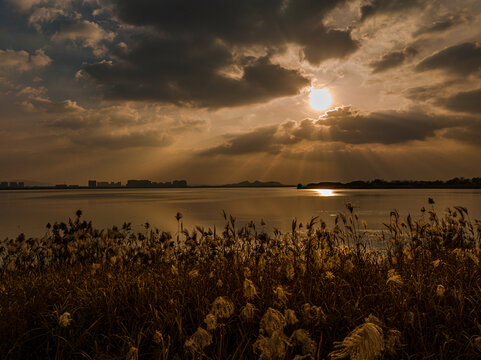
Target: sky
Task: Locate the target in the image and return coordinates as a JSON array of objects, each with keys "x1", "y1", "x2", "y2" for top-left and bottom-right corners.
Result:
[{"x1": 0, "y1": 0, "x2": 480, "y2": 185}]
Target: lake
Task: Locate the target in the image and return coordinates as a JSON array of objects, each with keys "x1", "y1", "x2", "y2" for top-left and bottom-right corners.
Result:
[{"x1": 1, "y1": 188, "x2": 481, "y2": 239}]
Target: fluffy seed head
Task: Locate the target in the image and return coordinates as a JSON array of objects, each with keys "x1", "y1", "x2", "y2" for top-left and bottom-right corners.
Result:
[
  {"x1": 210, "y1": 296, "x2": 234, "y2": 319},
  {"x1": 126, "y1": 346, "x2": 138, "y2": 360},
  {"x1": 292, "y1": 329, "x2": 317, "y2": 356},
  {"x1": 436, "y1": 284, "x2": 446, "y2": 297},
  {"x1": 386, "y1": 269, "x2": 403, "y2": 287},
  {"x1": 204, "y1": 313, "x2": 217, "y2": 331},
  {"x1": 240, "y1": 302, "x2": 257, "y2": 322},
  {"x1": 153, "y1": 330, "x2": 163, "y2": 345},
  {"x1": 185, "y1": 327, "x2": 212, "y2": 353},
  {"x1": 301, "y1": 303, "x2": 324, "y2": 323},
  {"x1": 325, "y1": 271, "x2": 335, "y2": 280},
  {"x1": 58, "y1": 312, "x2": 72, "y2": 327},
  {"x1": 329, "y1": 316, "x2": 384, "y2": 360},
  {"x1": 274, "y1": 285, "x2": 290, "y2": 305},
  {"x1": 260, "y1": 308, "x2": 286, "y2": 336},
  {"x1": 244, "y1": 278, "x2": 258, "y2": 300},
  {"x1": 253, "y1": 330, "x2": 288, "y2": 360},
  {"x1": 284, "y1": 309, "x2": 299, "y2": 325}
]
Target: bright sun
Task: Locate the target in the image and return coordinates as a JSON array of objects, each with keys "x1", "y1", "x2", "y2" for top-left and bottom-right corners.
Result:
[{"x1": 309, "y1": 87, "x2": 332, "y2": 111}]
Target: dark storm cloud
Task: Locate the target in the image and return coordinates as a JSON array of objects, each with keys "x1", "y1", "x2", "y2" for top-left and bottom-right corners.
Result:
[
  {"x1": 370, "y1": 47, "x2": 417, "y2": 73},
  {"x1": 200, "y1": 126, "x2": 281, "y2": 155},
  {"x1": 413, "y1": 16, "x2": 465, "y2": 37},
  {"x1": 416, "y1": 42, "x2": 481, "y2": 75},
  {"x1": 403, "y1": 80, "x2": 459, "y2": 102},
  {"x1": 403, "y1": 85, "x2": 442, "y2": 102},
  {"x1": 111, "y1": 0, "x2": 356, "y2": 63},
  {"x1": 199, "y1": 107, "x2": 460, "y2": 155},
  {"x1": 443, "y1": 117, "x2": 481, "y2": 146},
  {"x1": 318, "y1": 107, "x2": 453, "y2": 144},
  {"x1": 82, "y1": 0, "x2": 359, "y2": 108},
  {"x1": 439, "y1": 89, "x2": 481, "y2": 114},
  {"x1": 360, "y1": 0, "x2": 421, "y2": 21},
  {"x1": 84, "y1": 44, "x2": 310, "y2": 107}
]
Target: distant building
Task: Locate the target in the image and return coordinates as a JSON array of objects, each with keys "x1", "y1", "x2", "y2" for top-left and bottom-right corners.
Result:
[
  {"x1": 127, "y1": 179, "x2": 187, "y2": 188},
  {"x1": 127, "y1": 180, "x2": 152, "y2": 187},
  {"x1": 68, "y1": 185, "x2": 80, "y2": 189},
  {"x1": 88, "y1": 180, "x2": 97, "y2": 188},
  {"x1": 98, "y1": 181, "x2": 122, "y2": 188},
  {"x1": 55, "y1": 184, "x2": 68, "y2": 189},
  {"x1": 0, "y1": 182, "x2": 8, "y2": 188},
  {"x1": 9, "y1": 182, "x2": 18, "y2": 188},
  {"x1": 18, "y1": 182, "x2": 24, "y2": 188}
]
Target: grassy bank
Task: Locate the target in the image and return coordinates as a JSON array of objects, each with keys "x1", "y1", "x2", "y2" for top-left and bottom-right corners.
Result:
[{"x1": 1, "y1": 204, "x2": 481, "y2": 359}]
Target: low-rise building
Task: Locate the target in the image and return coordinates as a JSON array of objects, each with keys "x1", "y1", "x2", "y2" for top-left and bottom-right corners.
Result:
[
  {"x1": 98, "y1": 181, "x2": 122, "y2": 188},
  {"x1": 127, "y1": 180, "x2": 152, "y2": 187}
]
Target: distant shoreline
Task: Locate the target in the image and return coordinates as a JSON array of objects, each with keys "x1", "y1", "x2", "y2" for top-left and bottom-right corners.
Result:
[
  {"x1": 299, "y1": 184, "x2": 481, "y2": 189},
  {"x1": 0, "y1": 185, "x2": 295, "y2": 190},
  {"x1": 3, "y1": 184, "x2": 481, "y2": 190}
]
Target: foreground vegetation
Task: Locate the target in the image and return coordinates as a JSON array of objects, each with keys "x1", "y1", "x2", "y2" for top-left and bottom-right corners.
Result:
[{"x1": 1, "y1": 203, "x2": 481, "y2": 359}]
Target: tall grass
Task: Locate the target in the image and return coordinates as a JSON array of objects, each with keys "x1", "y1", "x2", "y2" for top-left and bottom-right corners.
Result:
[{"x1": 1, "y1": 204, "x2": 481, "y2": 359}]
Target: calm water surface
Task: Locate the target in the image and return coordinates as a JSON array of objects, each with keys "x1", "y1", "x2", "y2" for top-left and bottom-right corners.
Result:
[{"x1": 1, "y1": 188, "x2": 481, "y2": 238}]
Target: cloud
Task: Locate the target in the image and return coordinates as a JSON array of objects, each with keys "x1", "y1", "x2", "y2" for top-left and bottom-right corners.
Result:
[
  {"x1": 442, "y1": 117, "x2": 481, "y2": 146},
  {"x1": 28, "y1": 7, "x2": 65, "y2": 29},
  {"x1": 370, "y1": 47, "x2": 417, "y2": 73},
  {"x1": 8, "y1": 0, "x2": 45, "y2": 11},
  {"x1": 416, "y1": 42, "x2": 481, "y2": 75},
  {"x1": 27, "y1": 5, "x2": 115, "y2": 56},
  {"x1": 12, "y1": 87, "x2": 207, "y2": 150},
  {"x1": 360, "y1": 0, "x2": 421, "y2": 21},
  {"x1": 81, "y1": 0, "x2": 359, "y2": 108},
  {"x1": 20, "y1": 96, "x2": 83, "y2": 113},
  {"x1": 84, "y1": 46, "x2": 310, "y2": 108},
  {"x1": 50, "y1": 20, "x2": 115, "y2": 55},
  {"x1": 438, "y1": 89, "x2": 481, "y2": 114},
  {"x1": 413, "y1": 15, "x2": 466, "y2": 37},
  {"x1": 0, "y1": 48, "x2": 51, "y2": 73},
  {"x1": 403, "y1": 85, "x2": 443, "y2": 102},
  {"x1": 70, "y1": 130, "x2": 174, "y2": 150},
  {"x1": 318, "y1": 107, "x2": 454, "y2": 145},
  {"x1": 111, "y1": 0, "x2": 357, "y2": 65},
  {"x1": 200, "y1": 126, "x2": 280, "y2": 156},
  {"x1": 199, "y1": 107, "x2": 463, "y2": 156}
]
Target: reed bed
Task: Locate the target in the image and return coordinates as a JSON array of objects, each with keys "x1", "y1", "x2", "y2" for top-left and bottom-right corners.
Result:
[{"x1": 1, "y1": 204, "x2": 481, "y2": 359}]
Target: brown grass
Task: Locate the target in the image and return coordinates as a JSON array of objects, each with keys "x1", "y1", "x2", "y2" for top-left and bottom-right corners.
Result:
[{"x1": 1, "y1": 204, "x2": 481, "y2": 359}]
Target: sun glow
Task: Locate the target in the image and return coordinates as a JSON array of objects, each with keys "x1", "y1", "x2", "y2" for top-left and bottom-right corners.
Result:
[
  {"x1": 309, "y1": 87, "x2": 332, "y2": 111},
  {"x1": 313, "y1": 189, "x2": 335, "y2": 197}
]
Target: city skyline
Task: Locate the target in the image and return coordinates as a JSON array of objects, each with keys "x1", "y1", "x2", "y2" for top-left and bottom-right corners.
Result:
[{"x1": 1, "y1": 0, "x2": 480, "y2": 184}]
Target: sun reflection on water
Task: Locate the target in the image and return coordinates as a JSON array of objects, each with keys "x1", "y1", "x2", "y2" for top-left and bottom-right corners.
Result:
[{"x1": 313, "y1": 189, "x2": 336, "y2": 197}]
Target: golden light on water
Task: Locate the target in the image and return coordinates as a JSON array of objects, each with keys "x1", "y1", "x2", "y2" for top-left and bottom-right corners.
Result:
[
  {"x1": 313, "y1": 189, "x2": 336, "y2": 197},
  {"x1": 309, "y1": 87, "x2": 332, "y2": 111}
]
